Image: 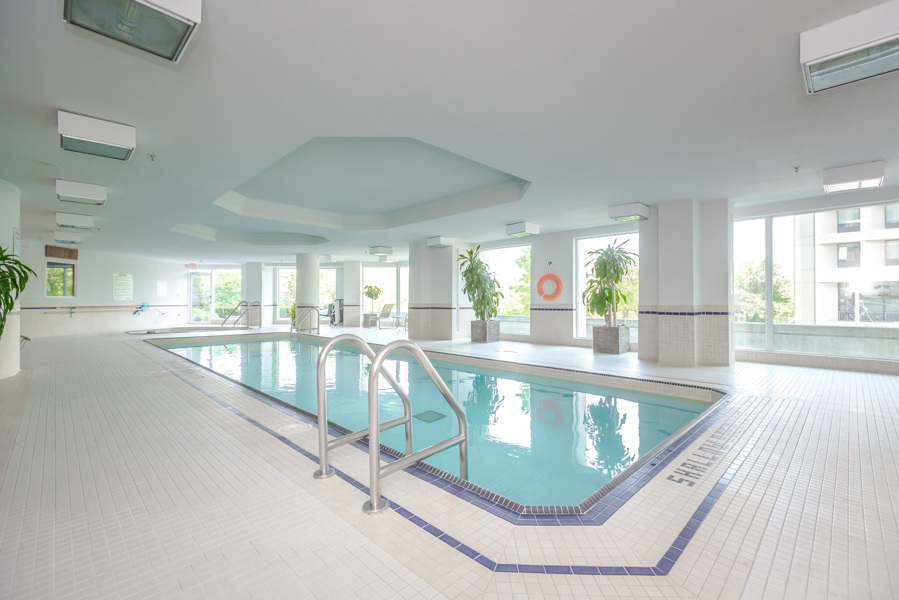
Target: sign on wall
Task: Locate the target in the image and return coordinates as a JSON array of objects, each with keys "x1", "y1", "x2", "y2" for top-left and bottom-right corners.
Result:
[{"x1": 113, "y1": 273, "x2": 133, "y2": 301}]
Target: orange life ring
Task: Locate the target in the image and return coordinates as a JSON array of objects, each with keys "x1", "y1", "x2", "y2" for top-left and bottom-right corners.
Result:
[{"x1": 537, "y1": 274, "x2": 562, "y2": 301}]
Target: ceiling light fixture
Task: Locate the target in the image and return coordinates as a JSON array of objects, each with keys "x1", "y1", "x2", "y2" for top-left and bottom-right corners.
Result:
[
  {"x1": 63, "y1": 0, "x2": 201, "y2": 63},
  {"x1": 800, "y1": 0, "x2": 899, "y2": 94},
  {"x1": 369, "y1": 246, "x2": 393, "y2": 256},
  {"x1": 505, "y1": 222, "x2": 539, "y2": 237},
  {"x1": 58, "y1": 111, "x2": 136, "y2": 160},
  {"x1": 56, "y1": 213, "x2": 95, "y2": 230},
  {"x1": 822, "y1": 161, "x2": 885, "y2": 193},
  {"x1": 56, "y1": 179, "x2": 108, "y2": 205},
  {"x1": 55, "y1": 231, "x2": 85, "y2": 245},
  {"x1": 608, "y1": 202, "x2": 650, "y2": 222},
  {"x1": 427, "y1": 236, "x2": 454, "y2": 248}
]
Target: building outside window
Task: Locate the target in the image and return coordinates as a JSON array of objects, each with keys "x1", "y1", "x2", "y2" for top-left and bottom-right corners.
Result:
[
  {"x1": 480, "y1": 245, "x2": 530, "y2": 335},
  {"x1": 886, "y1": 203, "x2": 899, "y2": 229},
  {"x1": 836, "y1": 208, "x2": 861, "y2": 232},
  {"x1": 734, "y1": 201, "x2": 899, "y2": 360},
  {"x1": 46, "y1": 262, "x2": 75, "y2": 297}
]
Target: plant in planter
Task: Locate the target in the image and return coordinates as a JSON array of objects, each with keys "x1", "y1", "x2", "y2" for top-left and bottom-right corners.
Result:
[
  {"x1": 583, "y1": 239, "x2": 636, "y2": 354},
  {"x1": 0, "y1": 245, "x2": 36, "y2": 339},
  {"x1": 459, "y1": 245, "x2": 503, "y2": 342},
  {"x1": 363, "y1": 285, "x2": 381, "y2": 313}
]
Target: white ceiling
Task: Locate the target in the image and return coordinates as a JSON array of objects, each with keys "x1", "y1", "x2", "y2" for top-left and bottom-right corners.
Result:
[{"x1": 1, "y1": 0, "x2": 898, "y2": 264}]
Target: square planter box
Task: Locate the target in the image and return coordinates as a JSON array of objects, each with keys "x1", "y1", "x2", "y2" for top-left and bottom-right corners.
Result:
[
  {"x1": 593, "y1": 326, "x2": 630, "y2": 354},
  {"x1": 471, "y1": 320, "x2": 500, "y2": 343}
]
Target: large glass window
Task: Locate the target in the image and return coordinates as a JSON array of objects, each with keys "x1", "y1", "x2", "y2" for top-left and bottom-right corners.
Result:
[
  {"x1": 575, "y1": 235, "x2": 638, "y2": 342},
  {"x1": 190, "y1": 268, "x2": 241, "y2": 322},
  {"x1": 46, "y1": 262, "x2": 75, "y2": 297},
  {"x1": 362, "y1": 267, "x2": 398, "y2": 315},
  {"x1": 735, "y1": 201, "x2": 899, "y2": 361},
  {"x1": 276, "y1": 268, "x2": 296, "y2": 321},
  {"x1": 480, "y1": 245, "x2": 531, "y2": 335},
  {"x1": 319, "y1": 268, "x2": 337, "y2": 310}
]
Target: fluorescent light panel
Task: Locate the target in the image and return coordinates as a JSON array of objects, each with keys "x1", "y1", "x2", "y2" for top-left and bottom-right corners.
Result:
[
  {"x1": 800, "y1": 0, "x2": 899, "y2": 93},
  {"x1": 54, "y1": 231, "x2": 85, "y2": 245},
  {"x1": 823, "y1": 161, "x2": 885, "y2": 193},
  {"x1": 56, "y1": 179, "x2": 107, "y2": 206},
  {"x1": 427, "y1": 236, "x2": 454, "y2": 248},
  {"x1": 58, "y1": 111, "x2": 135, "y2": 160},
  {"x1": 608, "y1": 202, "x2": 650, "y2": 222},
  {"x1": 63, "y1": 0, "x2": 201, "y2": 63},
  {"x1": 56, "y1": 213, "x2": 94, "y2": 230},
  {"x1": 505, "y1": 222, "x2": 539, "y2": 237},
  {"x1": 369, "y1": 246, "x2": 393, "y2": 256}
]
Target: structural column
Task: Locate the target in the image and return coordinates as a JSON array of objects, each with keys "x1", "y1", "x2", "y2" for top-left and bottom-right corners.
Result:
[
  {"x1": 241, "y1": 262, "x2": 263, "y2": 326},
  {"x1": 342, "y1": 261, "x2": 362, "y2": 327},
  {"x1": 295, "y1": 253, "x2": 319, "y2": 326},
  {"x1": 0, "y1": 179, "x2": 21, "y2": 379},
  {"x1": 408, "y1": 240, "x2": 469, "y2": 340}
]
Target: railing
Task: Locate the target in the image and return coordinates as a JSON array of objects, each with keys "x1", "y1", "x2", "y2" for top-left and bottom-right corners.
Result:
[
  {"x1": 314, "y1": 335, "x2": 412, "y2": 480},
  {"x1": 313, "y1": 336, "x2": 468, "y2": 514},
  {"x1": 220, "y1": 300, "x2": 260, "y2": 327},
  {"x1": 292, "y1": 306, "x2": 321, "y2": 334}
]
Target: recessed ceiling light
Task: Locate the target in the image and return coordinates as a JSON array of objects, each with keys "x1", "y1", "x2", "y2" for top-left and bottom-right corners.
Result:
[
  {"x1": 56, "y1": 179, "x2": 107, "y2": 206},
  {"x1": 608, "y1": 203, "x2": 650, "y2": 222},
  {"x1": 800, "y1": 0, "x2": 899, "y2": 94},
  {"x1": 58, "y1": 111, "x2": 135, "y2": 160},
  {"x1": 63, "y1": 0, "x2": 201, "y2": 63},
  {"x1": 505, "y1": 222, "x2": 539, "y2": 237},
  {"x1": 822, "y1": 161, "x2": 885, "y2": 193},
  {"x1": 56, "y1": 213, "x2": 94, "y2": 230}
]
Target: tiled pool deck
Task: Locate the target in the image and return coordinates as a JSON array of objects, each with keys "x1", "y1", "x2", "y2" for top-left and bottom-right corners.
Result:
[{"x1": 1, "y1": 326, "x2": 897, "y2": 599}]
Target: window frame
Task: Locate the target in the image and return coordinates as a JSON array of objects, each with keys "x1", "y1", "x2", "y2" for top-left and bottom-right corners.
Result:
[{"x1": 46, "y1": 261, "x2": 76, "y2": 298}]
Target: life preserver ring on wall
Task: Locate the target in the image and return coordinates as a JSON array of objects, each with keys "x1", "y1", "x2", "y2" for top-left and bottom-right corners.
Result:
[
  {"x1": 537, "y1": 399, "x2": 562, "y2": 428},
  {"x1": 537, "y1": 274, "x2": 562, "y2": 301}
]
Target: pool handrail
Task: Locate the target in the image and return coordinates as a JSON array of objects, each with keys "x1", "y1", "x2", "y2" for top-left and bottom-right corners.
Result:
[
  {"x1": 220, "y1": 300, "x2": 260, "y2": 327},
  {"x1": 314, "y1": 334, "x2": 413, "y2": 480},
  {"x1": 363, "y1": 340, "x2": 468, "y2": 514},
  {"x1": 292, "y1": 306, "x2": 321, "y2": 335}
]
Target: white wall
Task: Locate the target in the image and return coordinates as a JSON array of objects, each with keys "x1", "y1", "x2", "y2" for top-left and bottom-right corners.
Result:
[
  {"x1": 19, "y1": 243, "x2": 189, "y2": 338},
  {"x1": 0, "y1": 178, "x2": 21, "y2": 379}
]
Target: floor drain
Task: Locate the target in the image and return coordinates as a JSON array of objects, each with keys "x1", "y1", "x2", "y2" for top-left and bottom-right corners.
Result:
[{"x1": 277, "y1": 423, "x2": 312, "y2": 435}]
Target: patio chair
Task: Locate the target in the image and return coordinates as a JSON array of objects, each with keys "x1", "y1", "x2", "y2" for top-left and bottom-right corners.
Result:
[{"x1": 376, "y1": 303, "x2": 397, "y2": 329}]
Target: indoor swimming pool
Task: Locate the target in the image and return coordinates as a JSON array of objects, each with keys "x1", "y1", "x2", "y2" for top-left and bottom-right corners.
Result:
[{"x1": 155, "y1": 335, "x2": 711, "y2": 507}]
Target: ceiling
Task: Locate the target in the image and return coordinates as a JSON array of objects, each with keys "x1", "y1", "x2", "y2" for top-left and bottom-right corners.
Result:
[{"x1": 1, "y1": 0, "x2": 898, "y2": 264}]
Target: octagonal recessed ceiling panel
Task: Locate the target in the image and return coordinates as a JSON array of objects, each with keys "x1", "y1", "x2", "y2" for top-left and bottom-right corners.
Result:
[{"x1": 215, "y1": 137, "x2": 530, "y2": 229}]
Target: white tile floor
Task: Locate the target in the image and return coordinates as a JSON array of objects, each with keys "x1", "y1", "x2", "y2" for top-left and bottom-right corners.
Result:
[{"x1": 1, "y1": 326, "x2": 897, "y2": 599}]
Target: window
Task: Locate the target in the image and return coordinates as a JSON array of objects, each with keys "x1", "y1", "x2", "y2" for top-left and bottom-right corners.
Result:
[
  {"x1": 836, "y1": 208, "x2": 861, "y2": 232},
  {"x1": 887, "y1": 240, "x2": 899, "y2": 266},
  {"x1": 189, "y1": 268, "x2": 241, "y2": 322},
  {"x1": 276, "y1": 268, "x2": 296, "y2": 321},
  {"x1": 481, "y1": 245, "x2": 531, "y2": 335},
  {"x1": 886, "y1": 203, "x2": 899, "y2": 229},
  {"x1": 46, "y1": 262, "x2": 75, "y2": 297},
  {"x1": 838, "y1": 242, "x2": 860, "y2": 268},
  {"x1": 575, "y1": 235, "x2": 639, "y2": 341},
  {"x1": 362, "y1": 267, "x2": 397, "y2": 314},
  {"x1": 319, "y1": 268, "x2": 336, "y2": 309}
]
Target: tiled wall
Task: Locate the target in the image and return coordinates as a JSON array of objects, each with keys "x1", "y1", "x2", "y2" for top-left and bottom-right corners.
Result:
[
  {"x1": 21, "y1": 305, "x2": 189, "y2": 338},
  {"x1": 528, "y1": 305, "x2": 576, "y2": 345},
  {"x1": 640, "y1": 305, "x2": 732, "y2": 367},
  {"x1": 343, "y1": 303, "x2": 361, "y2": 327},
  {"x1": 408, "y1": 304, "x2": 455, "y2": 340}
]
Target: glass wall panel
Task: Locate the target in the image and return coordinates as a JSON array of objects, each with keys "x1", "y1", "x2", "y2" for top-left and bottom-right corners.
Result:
[
  {"x1": 481, "y1": 245, "x2": 531, "y2": 334},
  {"x1": 733, "y1": 219, "x2": 767, "y2": 350},
  {"x1": 213, "y1": 270, "x2": 242, "y2": 319},
  {"x1": 362, "y1": 267, "x2": 397, "y2": 315},
  {"x1": 319, "y1": 268, "x2": 336, "y2": 309},
  {"x1": 575, "y1": 235, "x2": 638, "y2": 342},
  {"x1": 276, "y1": 268, "x2": 296, "y2": 321}
]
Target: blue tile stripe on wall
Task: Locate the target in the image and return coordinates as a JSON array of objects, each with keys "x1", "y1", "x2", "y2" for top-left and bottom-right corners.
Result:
[{"x1": 140, "y1": 343, "x2": 754, "y2": 577}]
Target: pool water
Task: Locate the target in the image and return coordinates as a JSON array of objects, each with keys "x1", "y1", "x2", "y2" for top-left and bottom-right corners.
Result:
[{"x1": 161, "y1": 338, "x2": 707, "y2": 506}]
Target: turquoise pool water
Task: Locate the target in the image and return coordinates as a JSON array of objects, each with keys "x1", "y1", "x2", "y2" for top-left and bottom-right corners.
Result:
[{"x1": 160, "y1": 337, "x2": 707, "y2": 506}]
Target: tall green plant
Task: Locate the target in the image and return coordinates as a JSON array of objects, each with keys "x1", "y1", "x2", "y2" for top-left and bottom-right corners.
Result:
[
  {"x1": 0, "y1": 246, "x2": 36, "y2": 339},
  {"x1": 459, "y1": 245, "x2": 503, "y2": 321},
  {"x1": 582, "y1": 239, "x2": 637, "y2": 327},
  {"x1": 363, "y1": 285, "x2": 381, "y2": 313}
]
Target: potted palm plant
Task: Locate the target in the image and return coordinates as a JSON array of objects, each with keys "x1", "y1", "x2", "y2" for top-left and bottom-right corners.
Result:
[
  {"x1": 583, "y1": 239, "x2": 636, "y2": 354},
  {"x1": 459, "y1": 245, "x2": 503, "y2": 342},
  {"x1": 363, "y1": 285, "x2": 381, "y2": 327},
  {"x1": 0, "y1": 245, "x2": 35, "y2": 340}
]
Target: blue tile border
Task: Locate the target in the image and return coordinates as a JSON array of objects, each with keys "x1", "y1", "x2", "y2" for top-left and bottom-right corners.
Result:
[
  {"x1": 135, "y1": 342, "x2": 761, "y2": 578},
  {"x1": 638, "y1": 310, "x2": 731, "y2": 316}
]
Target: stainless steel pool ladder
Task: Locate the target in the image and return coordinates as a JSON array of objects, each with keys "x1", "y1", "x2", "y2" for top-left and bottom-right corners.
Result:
[
  {"x1": 292, "y1": 306, "x2": 321, "y2": 334},
  {"x1": 313, "y1": 335, "x2": 468, "y2": 515},
  {"x1": 220, "y1": 301, "x2": 260, "y2": 327}
]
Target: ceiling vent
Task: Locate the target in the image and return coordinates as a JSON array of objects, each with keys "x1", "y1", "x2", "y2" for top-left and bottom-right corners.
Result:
[
  {"x1": 56, "y1": 179, "x2": 107, "y2": 205},
  {"x1": 55, "y1": 231, "x2": 85, "y2": 245},
  {"x1": 800, "y1": 0, "x2": 899, "y2": 93},
  {"x1": 822, "y1": 161, "x2": 885, "y2": 193},
  {"x1": 64, "y1": 0, "x2": 201, "y2": 62},
  {"x1": 608, "y1": 202, "x2": 650, "y2": 222},
  {"x1": 369, "y1": 246, "x2": 393, "y2": 256},
  {"x1": 427, "y1": 236, "x2": 454, "y2": 248},
  {"x1": 56, "y1": 213, "x2": 95, "y2": 230},
  {"x1": 58, "y1": 111, "x2": 135, "y2": 160},
  {"x1": 505, "y1": 222, "x2": 539, "y2": 237}
]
